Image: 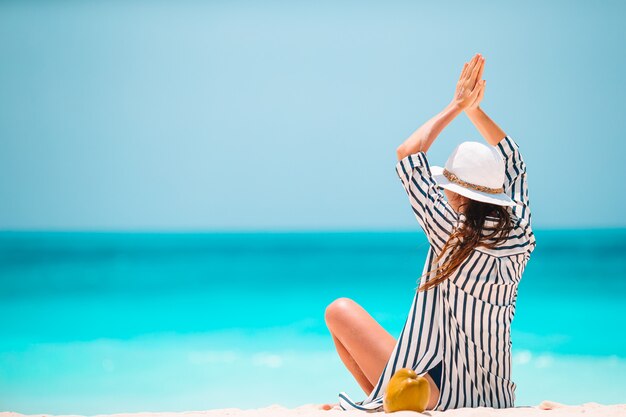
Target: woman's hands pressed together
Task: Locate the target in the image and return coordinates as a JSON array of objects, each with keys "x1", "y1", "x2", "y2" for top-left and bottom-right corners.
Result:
[
  {"x1": 396, "y1": 52, "x2": 489, "y2": 159},
  {"x1": 453, "y1": 53, "x2": 485, "y2": 111},
  {"x1": 460, "y1": 53, "x2": 508, "y2": 147}
]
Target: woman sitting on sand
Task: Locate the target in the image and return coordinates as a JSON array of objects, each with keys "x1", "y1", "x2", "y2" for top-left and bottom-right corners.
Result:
[{"x1": 322, "y1": 53, "x2": 536, "y2": 411}]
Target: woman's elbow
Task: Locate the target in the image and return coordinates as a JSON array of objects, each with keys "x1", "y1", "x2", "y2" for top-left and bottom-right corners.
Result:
[
  {"x1": 396, "y1": 146, "x2": 408, "y2": 161},
  {"x1": 397, "y1": 141, "x2": 426, "y2": 160}
]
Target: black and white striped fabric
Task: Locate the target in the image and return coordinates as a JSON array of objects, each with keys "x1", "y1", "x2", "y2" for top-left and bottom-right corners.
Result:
[{"x1": 338, "y1": 135, "x2": 536, "y2": 411}]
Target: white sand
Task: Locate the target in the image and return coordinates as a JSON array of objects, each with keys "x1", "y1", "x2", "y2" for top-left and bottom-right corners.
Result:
[{"x1": 3, "y1": 401, "x2": 626, "y2": 417}]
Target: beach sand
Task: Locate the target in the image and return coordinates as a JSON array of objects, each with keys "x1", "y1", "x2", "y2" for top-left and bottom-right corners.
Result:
[{"x1": 3, "y1": 401, "x2": 626, "y2": 417}]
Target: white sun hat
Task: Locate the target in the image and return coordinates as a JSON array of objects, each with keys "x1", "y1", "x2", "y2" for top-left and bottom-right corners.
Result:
[{"x1": 430, "y1": 141, "x2": 516, "y2": 207}]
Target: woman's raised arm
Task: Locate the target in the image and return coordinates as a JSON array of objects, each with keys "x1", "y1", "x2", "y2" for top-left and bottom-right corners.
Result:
[
  {"x1": 464, "y1": 105, "x2": 508, "y2": 147},
  {"x1": 395, "y1": 101, "x2": 463, "y2": 160},
  {"x1": 463, "y1": 64, "x2": 534, "y2": 230},
  {"x1": 462, "y1": 55, "x2": 507, "y2": 146}
]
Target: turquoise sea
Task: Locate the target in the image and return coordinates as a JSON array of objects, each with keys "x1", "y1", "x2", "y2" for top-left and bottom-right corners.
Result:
[{"x1": 1, "y1": 229, "x2": 625, "y2": 414}]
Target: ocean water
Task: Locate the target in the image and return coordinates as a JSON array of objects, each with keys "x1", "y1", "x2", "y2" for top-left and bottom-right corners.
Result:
[{"x1": 0, "y1": 230, "x2": 625, "y2": 414}]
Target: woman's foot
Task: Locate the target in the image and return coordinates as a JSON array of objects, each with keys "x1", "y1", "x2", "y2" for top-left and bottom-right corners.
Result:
[
  {"x1": 538, "y1": 400, "x2": 567, "y2": 410},
  {"x1": 318, "y1": 402, "x2": 340, "y2": 410}
]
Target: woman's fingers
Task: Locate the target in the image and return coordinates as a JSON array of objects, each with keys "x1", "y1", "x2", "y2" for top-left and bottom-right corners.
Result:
[
  {"x1": 459, "y1": 55, "x2": 476, "y2": 85},
  {"x1": 476, "y1": 56, "x2": 485, "y2": 84},
  {"x1": 459, "y1": 62, "x2": 468, "y2": 83},
  {"x1": 465, "y1": 54, "x2": 480, "y2": 82},
  {"x1": 463, "y1": 55, "x2": 476, "y2": 81},
  {"x1": 454, "y1": 54, "x2": 484, "y2": 109},
  {"x1": 469, "y1": 55, "x2": 483, "y2": 89}
]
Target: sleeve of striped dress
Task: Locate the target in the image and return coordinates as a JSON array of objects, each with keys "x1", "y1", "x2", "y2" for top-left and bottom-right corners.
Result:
[
  {"x1": 494, "y1": 135, "x2": 532, "y2": 228},
  {"x1": 395, "y1": 151, "x2": 458, "y2": 255}
]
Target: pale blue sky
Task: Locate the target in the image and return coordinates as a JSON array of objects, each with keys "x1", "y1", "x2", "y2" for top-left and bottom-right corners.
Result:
[{"x1": 1, "y1": 0, "x2": 624, "y2": 231}]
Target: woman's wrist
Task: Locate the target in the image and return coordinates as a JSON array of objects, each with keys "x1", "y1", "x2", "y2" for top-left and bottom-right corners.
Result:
[
  {"x1": 448, "y1": 100, "x2": 465, "y2": 113},
  {"x1": 465, "y1": 106, "x2": 483, "y2": 117}
]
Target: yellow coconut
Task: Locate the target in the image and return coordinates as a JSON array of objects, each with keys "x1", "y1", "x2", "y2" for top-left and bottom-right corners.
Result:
[{"x1": 383, "y1": 367, "x2": 430, "y2": 413}]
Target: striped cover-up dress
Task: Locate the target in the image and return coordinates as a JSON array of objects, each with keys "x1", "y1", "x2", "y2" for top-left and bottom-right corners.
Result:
[{"x1": 338, "y1": 135, "x2": 536, "y2": 412}]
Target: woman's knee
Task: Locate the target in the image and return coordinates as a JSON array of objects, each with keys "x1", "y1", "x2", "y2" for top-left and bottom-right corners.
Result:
[{"x1": 324, "y1": 297, "x2": 357, "y2": 328}]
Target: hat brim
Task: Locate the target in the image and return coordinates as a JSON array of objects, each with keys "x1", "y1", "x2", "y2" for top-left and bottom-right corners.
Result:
[{"x1": 430, "y1": 165, "x2": 517, "y2": 207}]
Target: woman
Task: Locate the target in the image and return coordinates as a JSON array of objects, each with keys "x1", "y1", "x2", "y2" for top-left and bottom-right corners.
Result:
[{"x1": 322, "y1": 53, "x2": 536, "y2": 411}]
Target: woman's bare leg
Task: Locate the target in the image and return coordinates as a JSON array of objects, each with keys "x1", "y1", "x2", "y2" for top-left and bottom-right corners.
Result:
[
  {"x1": 330, "y1": 332, "x2": 374, "y2": 394},
  {"x1": 324, "y1": 297, "x2": 397, "y2": 392},
  {"x1": 323, "y1": 297, "x2": 440, "y2": 411},
  {"x1": 422, "y1": 368, "x2": 441, "y2": 410}
]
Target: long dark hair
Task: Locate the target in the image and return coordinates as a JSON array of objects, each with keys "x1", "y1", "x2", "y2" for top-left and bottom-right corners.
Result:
[{"x1": 416, "y1": 197, "x2": 515, "y2": 293}]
